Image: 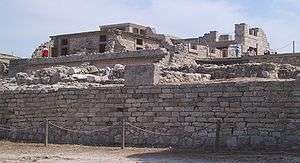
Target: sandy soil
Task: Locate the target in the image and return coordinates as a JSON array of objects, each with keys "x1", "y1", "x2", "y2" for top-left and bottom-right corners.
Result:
[{"x1": 0, "y1": 141, "x2": 299, "y2": 163}]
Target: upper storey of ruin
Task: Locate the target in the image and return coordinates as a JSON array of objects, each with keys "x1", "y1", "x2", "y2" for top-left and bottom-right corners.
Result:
[
  {"x1": 179, "y1": 23, "x2": 270, "y2": 57},
  {"x1": 46, "y1": 22, "x2": 270, "y2": 58},
  {"x1": 99, "y1": 23, "x2": 157, "y2": 35}
]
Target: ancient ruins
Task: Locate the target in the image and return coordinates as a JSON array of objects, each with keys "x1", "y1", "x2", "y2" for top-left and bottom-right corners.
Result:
[
  {"x1": 0, "y1": 23, "x2": 299, "y2": 150},
  {"x1": 33, "y1": 23, "x2": 270, "y2": 58},
  {"x1": 0, "y1": 53, "x2": 18, "y2": 78}
]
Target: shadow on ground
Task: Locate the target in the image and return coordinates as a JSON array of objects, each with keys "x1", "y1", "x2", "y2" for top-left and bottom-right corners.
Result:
[{"x1": 126, "y1": 149, "x2": 300, "y2": 163}]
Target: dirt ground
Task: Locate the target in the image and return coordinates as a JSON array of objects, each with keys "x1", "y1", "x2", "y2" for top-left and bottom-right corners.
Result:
[{"x1": 0, "y1": 141, "x2": 299, "y2": 163}]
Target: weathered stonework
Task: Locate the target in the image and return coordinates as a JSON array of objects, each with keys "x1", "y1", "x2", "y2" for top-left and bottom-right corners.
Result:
[
  {"x1": 125, "y1": 64, "x2": 160, "y2": 86},
  {"x1": 8, "y1": 49, "x2": 168, "y2": 77},
  {"x1": 0, "y1": 80, "x2": 299, "y2": 150},
  {"x1": 50, "y1": 23, "x2": 162, "y2": 57},
  {"x1": 0, "y1": 53, "x2": 18, "y2": 78},
  {"x1": 179, "y1": 23, "x2": 270, "y2": 58}
]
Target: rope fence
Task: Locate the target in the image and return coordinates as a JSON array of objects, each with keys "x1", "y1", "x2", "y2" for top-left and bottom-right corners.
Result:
[
  {"x1": 0, "y1": 118, "x2": 298, "y2": 150},
  {"x1": 49, "y1": 121, "x2": 116, "y2": 134},
  {"x1": 126, "y1": 122, "x2": 216, "y2": 137}
]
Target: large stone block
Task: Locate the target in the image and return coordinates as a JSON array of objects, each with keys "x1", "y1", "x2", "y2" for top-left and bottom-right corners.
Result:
[{"x1": 124, "y1": 64, "x2": 160, "y2": 86}]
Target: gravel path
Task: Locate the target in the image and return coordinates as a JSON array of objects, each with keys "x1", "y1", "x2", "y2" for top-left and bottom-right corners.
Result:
[{"x1": 0, "y1": 141, "x2": 299, "y2": 163}]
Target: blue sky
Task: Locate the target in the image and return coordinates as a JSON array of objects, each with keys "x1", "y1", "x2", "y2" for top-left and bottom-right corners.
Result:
[{"x1": 0, "y1": 0, "x2": 299, "y2": 58}]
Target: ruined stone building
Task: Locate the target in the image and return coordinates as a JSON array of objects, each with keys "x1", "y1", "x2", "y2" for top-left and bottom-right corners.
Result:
[
  {"x1": 36, "y1": 23, "x2": 270, "y2": 60},
  {"x1": 178, "y1": 23, "x2": 270, "y2": 58},
  {"x1": 50, "y1": 23, "x2": 160, "y2": 57},
  {"x1": 48, "y1": 23, "x2": 221, "y2": 58},
  {"x1": 0, "y1": 53, "x2": 18, "y2": 77},
  {"x1": 0, "y1": 53, "x2": 18, "y2": 64}
]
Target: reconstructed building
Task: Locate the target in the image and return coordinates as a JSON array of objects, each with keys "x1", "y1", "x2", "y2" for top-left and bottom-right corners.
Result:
[
  {"x1": 179, "y1": 23, "x2": 270, "y2": 58},
  {"x1": 50, "y1": 23, "x2": 160, "y2": 57},
  {"x1": 46, "y1": 23, "x2": 269, "y2": 59},
  {"x1": 0, "y1": 53, "x2": 18, "y2": 64},
  {"x1": 0, "y1": 53, "x2": 19, "y2": 77},
  {"x1": 49, "y1": 23, "x2": 212, "y2": 58}
]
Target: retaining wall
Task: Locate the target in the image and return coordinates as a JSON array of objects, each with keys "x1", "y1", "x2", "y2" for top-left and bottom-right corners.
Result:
[
  {"x1": 196, "y1": 53, "x2": 300, "y2": 67},
  {"x1": 245, "y1": 53, "x2": 300, "y2": 67},
  {"x1": 0, "y1": 80, "x2": 299, "y2": 150},
  {"x1": 8, "y1": 49, "x2": 167, "y2": 77}
]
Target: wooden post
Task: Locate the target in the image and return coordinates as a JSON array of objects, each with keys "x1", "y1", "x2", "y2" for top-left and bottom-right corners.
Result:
[
  {"x1": 121, "y1": 118, "x2": 125, "y2": 149},
  {"x1": 215, "y1": 120, "x2": 221, "y2": 152},
  {"x1": 44, "y1": 119, "x2": 48, "y2": 147}
]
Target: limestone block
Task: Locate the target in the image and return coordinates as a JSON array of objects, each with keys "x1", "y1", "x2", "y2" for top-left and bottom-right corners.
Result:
[{"x1": 125, "y1": 64, "x2": 160, "y2": 86}]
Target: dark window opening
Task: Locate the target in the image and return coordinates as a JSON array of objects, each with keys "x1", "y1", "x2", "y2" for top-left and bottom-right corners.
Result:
[
  {"x1": 61, "y1": 48, "x2": 68, "y2": 56},
  {"x1": 61, "y1": 38, "x2": 68, "y2": 46},
  {"x1": 140, "y1": 29, "x2": 146, "y2": 35},
  {"x1": 191, "y1": 44, "x2": 197, "y2": 50},
  {"x1": 133, "y1": 28, "x2": 139, "y2": 34},
  {"x1": 248, "y1": 47, "x2": 257, "y2": 55},
  {"x1": 136, "y1": 39, "x2": 143, "y2": 45},
  {"x1": 249, "y1": 29, "x2": 252, "y2": 35},
  {"x1": 99, "y1": 35, "x2": 107, "y2": 42},
  {"x1": 116, "y1": 27, "x2": 126, "y2": 31},
  {"x1": 222, "y1": 49, "x2": 228, "y2": 58},
  {"x1": 136, "y1": 47, "x2": 143, "y2": 50},
  {"x1": 210, "y1": 49, "x2": 215, "y2": 53},
  {"x1": 254, "y1": 31, "x2": 258, "y2": 36},
  {"x1": 99, "y1": 44, "x2": 106, "y2": 53}
]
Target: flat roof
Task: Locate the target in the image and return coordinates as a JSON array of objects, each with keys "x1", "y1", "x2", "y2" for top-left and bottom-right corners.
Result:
[
  {"x1": 99, "y1": 23, "x2": 149, "y2": 30},
  {"x1": 50, "y1": 30, "x2": 102, "y2": 38},
  {"x1": 0, "y1": 53, "x2": 19, "y2": 59},
  {"x1": 50, "y1": 29, "x2": 161, "y2": 42}
]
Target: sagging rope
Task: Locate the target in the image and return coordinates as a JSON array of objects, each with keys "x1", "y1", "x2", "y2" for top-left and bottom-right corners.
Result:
[
  {"x1": 48, "y1": 122, "x2": 116, "y2": 134},
  {"x1": 126, "y1": 122, "x2": 215, "y2": 137}
]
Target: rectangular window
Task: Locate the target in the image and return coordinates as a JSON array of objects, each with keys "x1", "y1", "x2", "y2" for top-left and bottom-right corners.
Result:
[
  {"x1": 254, "y1": 31, "x2": 258, "y2": 36},
  {"x1": 99, "y1": 35, "x2": 107, "y2": 42},
  {"x1": 140, "y1": 29, "x2": 146, "y2": 35},
  {"x1": 133, "y1": 28, "x2": 139, "y2": 34},
  {"x1": 136, "y1": 47, "x2": 143, "y2": 50},
  {"x1": 61, "y1": 38, "x2": 68, "y2": 46},
  {"x1": 191, "y1": 44, "x2": 197, "y2": 50},
  {"x1": 61, "y1": 48, "x2": 68, "y2": 56},
  {"x1": 222, "y1": 49, "x2": 228, "y2": 58},
  {"x1": 249, "y1": 29, "x2": 254, "y2": 35},
  {"x1": 136, "y1": 39, "x2": 143, "y2": 45},
  {"x1": 117, "y1": 27, "x2": 126, "y2": 31},
  {"x1": 99, "y1": 44, "x2": 106, "y2": 53}
]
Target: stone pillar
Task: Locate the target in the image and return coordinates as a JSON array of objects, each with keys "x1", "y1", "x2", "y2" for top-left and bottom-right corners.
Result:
[{"x1": 124, "y1": 64, "x2": 160, "y2": 86}]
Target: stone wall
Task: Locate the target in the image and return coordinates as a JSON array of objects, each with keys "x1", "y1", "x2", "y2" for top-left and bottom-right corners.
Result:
[
  {"x1": 8, "y1": 49, "x2": 167, "y2": 77},
  {"x1": 196, "y1": 53, "x2": 300, "y2": 67},
  {"x1": 245, "y1": 53, "x2": 300, "y2": 67},
  {"x1": 0, "y1": 80, "x2": 299, "y2": 150}
]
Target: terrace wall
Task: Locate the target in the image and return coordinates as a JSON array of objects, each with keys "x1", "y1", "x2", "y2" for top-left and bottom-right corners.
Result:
[{"x1": 0, "y1": 80, "x2": 299, "y2": 150}]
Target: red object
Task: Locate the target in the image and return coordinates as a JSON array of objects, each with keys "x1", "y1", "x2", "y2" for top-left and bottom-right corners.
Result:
[{"x1": 42, "y1": 48, "x2": 49, "y2": 58}]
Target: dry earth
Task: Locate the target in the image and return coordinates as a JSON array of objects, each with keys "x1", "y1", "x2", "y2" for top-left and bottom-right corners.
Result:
[{"x1": 0, "y1": 141, "x2": 299, "y2": 163}]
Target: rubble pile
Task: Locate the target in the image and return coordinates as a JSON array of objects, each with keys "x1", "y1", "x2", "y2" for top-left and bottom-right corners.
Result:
[
  {"x1": 14, "y1": 63, "x2": 125, "y2": 85},
  {"x1": 163, "y1": 62, "x2": 300, "y2": 80},
  {"x1": 160, "y1": 71, "x2": 211, "y2": 84},
  {"x1": 278, "y1": 64, "x2": 300, "y2": 79}
]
